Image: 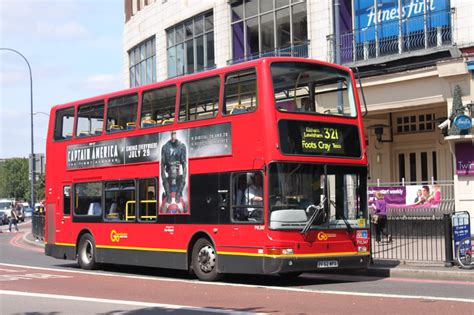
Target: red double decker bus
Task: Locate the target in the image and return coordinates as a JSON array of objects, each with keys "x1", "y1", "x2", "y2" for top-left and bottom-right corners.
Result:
[{"x1": 45, "y1": 57, "x2": 370, "y2": 281}]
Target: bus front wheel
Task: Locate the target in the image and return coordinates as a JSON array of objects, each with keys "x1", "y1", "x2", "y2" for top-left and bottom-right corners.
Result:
[
  {"x1": 191, "y1": 238, "x2": 221, "y2": 281},
  {"x1": 77, "y1": 234, "x2": 98, "y2": 270}
]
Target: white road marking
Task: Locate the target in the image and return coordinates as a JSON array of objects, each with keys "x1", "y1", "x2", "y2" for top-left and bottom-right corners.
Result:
[
  {"x1": 1, "y1": 263, "x2": 473, "y2": 303},
  {"x1": 0, "y1": 273, "x2": 72, "y2": 281},
  {"x1": 0, "y1": 290, "x2": 259, "y2": 314}
]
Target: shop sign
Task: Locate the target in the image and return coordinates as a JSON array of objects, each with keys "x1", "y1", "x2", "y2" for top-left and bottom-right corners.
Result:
[
  {"x1": 455, "y1": 143, "x2": 474, "y2": 176},
  {"x1": 354, "y1": 0, "x2": 450, "y2": 42},
  {"x1": 453, "y1": 115, "x2": 472, "y2": 130}
]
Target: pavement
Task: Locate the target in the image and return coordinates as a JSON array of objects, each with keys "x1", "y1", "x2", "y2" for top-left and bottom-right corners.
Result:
[{"x1": 10, "y1": 226, "x2": 474, "y2": 283}]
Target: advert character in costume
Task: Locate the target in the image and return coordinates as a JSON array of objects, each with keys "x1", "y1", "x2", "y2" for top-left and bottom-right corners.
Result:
[{"x1": 160, "y1": 130, "x2": 187, "y2": 213}]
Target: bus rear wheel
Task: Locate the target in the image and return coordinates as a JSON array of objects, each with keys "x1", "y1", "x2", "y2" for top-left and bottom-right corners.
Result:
[
  {"x1": 77, "y1": 234, "x2": 98, "y2": 270},
  {"x1": 192, "y1": 238, "x2": 221, "y2": 281}
]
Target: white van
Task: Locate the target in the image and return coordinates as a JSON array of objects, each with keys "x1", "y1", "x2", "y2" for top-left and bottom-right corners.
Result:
[{"x1": 0, "y1": 198, "x2": 14, "y2": 225}]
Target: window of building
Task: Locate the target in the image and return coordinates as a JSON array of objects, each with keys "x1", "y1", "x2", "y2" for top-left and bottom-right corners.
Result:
[
  {"x1": 106, "y1": 94, "x2": 138, "y2": 133},
  {"x1": 141, "y1": 85, "x2": 177, "y2": 127},
  {"x1": 166, "y1": 11, "x2": 214, "y2": 78},
  {"x1": 138, "y1": 178, "x2": 157, "y2": 221},
  {"x1": 396, "y1": 113, "x2": 435, "y2": 134},
  {"x1": 104, "y1": 180, "x2": 136, "y2": 221},
  {"x1": 231, "y1": 172, "x2": 264, "y2": 223},
  {"x1": 63, "y1": 186, "x2": 71, "y2": 216},
  {"x1": 179, "y1": 76, "x2": 220, "y2": 122},
  {"x1": 231, "y1": 0, "x2": 307, "y2": 60},
  {"x1": 129, "y1": 37, "x2": 156, "y2": 87},
  {"x1": 54, "y1": 107, "x2": 75, "y2": 141},
  {"x1": 223, "y1": 68, "x2": 258, "y2": 115},
  {"x1": 74, "y1": 182, "x2": 102, "y2": 216},
  {"x1": 76, "y1": 101, "x2": 104, "y2": 137}
]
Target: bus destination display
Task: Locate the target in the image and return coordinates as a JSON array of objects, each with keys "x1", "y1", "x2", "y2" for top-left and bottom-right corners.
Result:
[
  {"x1": 301, "y1": 126, "x2": 344, "y2": 154},
  {"x1": 278, "y1": 120, "x2": 361, "y2": 158}
]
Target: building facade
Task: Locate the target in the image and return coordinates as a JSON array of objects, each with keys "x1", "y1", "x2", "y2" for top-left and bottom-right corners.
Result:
[{"x1": 123, "y1": 0, "x2": 473, "y2": 216}]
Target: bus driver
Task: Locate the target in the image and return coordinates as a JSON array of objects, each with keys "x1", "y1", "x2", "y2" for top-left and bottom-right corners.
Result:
[{"x1": 160, "y1": 130, "x2": 187, "y2": 213}]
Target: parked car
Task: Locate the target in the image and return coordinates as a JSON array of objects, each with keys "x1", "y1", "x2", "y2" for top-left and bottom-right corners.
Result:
[
  {"x1": 0, "y1": 211, "x2": 7, "y2": 225},
  {"x1": 23, "y1": 206, "x2": 33, "y2": 218}
]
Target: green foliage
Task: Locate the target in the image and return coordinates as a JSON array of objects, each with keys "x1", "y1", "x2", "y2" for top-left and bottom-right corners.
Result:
[
  {"x1": 35, "y1": 174, "x2": 45, "y2": 201},
  {"x1": 0, "y1": 158, "x2": 30, "y2": 200},
  {"x1": 448, "y1": 85, "x2": 466, "y2": 136}
]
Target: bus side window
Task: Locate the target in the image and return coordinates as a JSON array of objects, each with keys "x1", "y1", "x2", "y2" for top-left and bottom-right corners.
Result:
[
  {"x1": 106, "y1": 94, "x2": 138, "y2": 133},
  {"x1": 75, "y1": 101, "x2": 104, "y2": 137},
  {"x1": 73, "y1": 182, "x2": 102, "y2": 216},
  {"x1": 53, "y1": 107, "x2": 75, "y2": 141},
  {"x1": 223, "y1": 68, "x2": 257, "y2": 115},
  {"x1": 138, "y1": 178, "x2": 157, "y2": 221},
  {"x1": 104, "y1": 180, "x2": 136, "y2": 221},
  {"x1": 179, "y1": 76, "x2": 220, "y2": 122},
  {"x1": 63, "y1": 186, "x2": 71, "y2": 216},
  {"x1": 141, "y1": 85, "x2": 176, "y2": 127}
]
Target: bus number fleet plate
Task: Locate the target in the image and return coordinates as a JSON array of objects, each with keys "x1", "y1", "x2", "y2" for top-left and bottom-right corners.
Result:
[{"x1": 317, "y1": 260, "x2": 338, "y2": 268}]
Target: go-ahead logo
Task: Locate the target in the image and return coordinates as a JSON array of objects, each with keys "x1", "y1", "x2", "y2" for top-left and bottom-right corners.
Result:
[
  {"x1": 110, "y1": 230, "x2": 128, "y2": 243},
  {"x1": 317, "y1": 232, "x2": 329, "y2": 241}
]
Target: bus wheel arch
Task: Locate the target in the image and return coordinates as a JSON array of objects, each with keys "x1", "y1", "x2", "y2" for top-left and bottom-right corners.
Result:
[
  {"x1": 188, "y1": 232, "x2": 221, "y2": 281},
  {"x1": 76, "y1": 230, "x2": 99, "y2": 270}
]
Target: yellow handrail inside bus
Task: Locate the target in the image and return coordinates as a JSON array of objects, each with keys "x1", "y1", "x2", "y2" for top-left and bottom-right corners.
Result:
[{"x1": 125, "y1": 200, "x2": 136, "y2": 221}]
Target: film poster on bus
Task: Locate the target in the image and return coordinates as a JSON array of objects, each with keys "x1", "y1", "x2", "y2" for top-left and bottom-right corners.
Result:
[{"x1": 66, "y1": 123, "x2": 232, "y2": 216}]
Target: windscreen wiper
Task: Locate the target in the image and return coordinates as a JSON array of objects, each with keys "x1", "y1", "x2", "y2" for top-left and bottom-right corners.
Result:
[
  {"x1": 338, "y1": 212, "x2": 354, "y2": 234},
  {"x1": 301, "y1": 197, "x2": 326, "y2": 235}
]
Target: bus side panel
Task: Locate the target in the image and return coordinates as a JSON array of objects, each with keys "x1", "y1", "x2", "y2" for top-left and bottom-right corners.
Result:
[
  {"x1": 96, "y1": 248, "x2": 188, "y2": 270},
  {"x1": 47, "y1": 203, "x2": 55, "y2": 244}
]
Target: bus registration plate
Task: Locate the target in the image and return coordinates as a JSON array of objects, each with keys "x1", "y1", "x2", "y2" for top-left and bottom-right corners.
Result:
[{"x1": 317, "y1": 260, "x2": 338, "y2": 268}]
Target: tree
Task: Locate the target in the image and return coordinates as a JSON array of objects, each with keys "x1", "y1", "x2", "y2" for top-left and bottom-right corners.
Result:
[
  {"x1": 0, "y1": 158, "x2": 30, "y2": 200},
  {"x1": 448, "y1": 85, "x2": 466, "y2": 136},
  {"x1": 35, "y1": 174, "x2": 45, "y2": 201}
]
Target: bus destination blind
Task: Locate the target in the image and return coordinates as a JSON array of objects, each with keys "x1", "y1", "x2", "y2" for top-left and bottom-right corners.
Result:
[{"x1": 278, "y1": 120, "x2": 361, "y2": 158}]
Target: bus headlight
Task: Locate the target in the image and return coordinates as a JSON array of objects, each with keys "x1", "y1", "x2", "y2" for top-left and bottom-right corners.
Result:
[{"x1": 358, "y1": 246, "x2": 367, "y2": 253}]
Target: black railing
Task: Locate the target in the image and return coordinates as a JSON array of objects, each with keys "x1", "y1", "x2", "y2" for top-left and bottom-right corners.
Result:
[
  {"x1": 32, "y1": 214, "x2": 45, "y2": 241},
  {"x1": 227, "y1": 41, "x2": 310, "y2": 65},
  {"x1": 371, "y1": 210, "x2": 453, "y2": 263}
]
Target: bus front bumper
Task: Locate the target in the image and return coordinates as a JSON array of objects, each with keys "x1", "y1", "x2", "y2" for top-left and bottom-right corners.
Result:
[{"x1": 263, "y1": 254, "x2": 371, "y2": 274}]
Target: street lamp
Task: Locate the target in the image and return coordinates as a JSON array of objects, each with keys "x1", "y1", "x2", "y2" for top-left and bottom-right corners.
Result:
[{"x1": 0, "y1": 48, "x2": 35, "y2": 207}]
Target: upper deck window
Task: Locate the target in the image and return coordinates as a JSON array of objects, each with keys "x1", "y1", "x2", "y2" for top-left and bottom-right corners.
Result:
[
  {"x1": 179, "y1": 76, "x2": 220, "y2": 122},
  {"x1": 53, "y1": 107, "x2": 75, "y2": 141},
  {"x1": 141, "y1": 85, "x2": 177, "y2": 127},
  {"x1": 223, "y1": 69, "x2": 257, "y2": 115},
  {"x1": 76, "y1": 101, "x2": 104, "y2": 137},
  {"x1": 106, "y1": 94, "x2": 138, "y2": 133},
  {"x1": 271, "y1": 62, "x2": 357, "y2": 117}
]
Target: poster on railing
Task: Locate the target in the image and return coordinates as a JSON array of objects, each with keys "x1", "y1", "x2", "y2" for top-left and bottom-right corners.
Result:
[{"x1": 368, "y1": 184, "x2": 442, "y2": 208}]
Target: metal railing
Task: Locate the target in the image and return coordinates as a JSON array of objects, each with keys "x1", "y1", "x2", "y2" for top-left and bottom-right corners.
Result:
[
  {"x1": 371, "y1": 214, "x2": 450, "y2": 262},
  {"x1": 328, "y1": 9, "x2": 453, "y2": 64},
  {"x1": 368, "y1": 179, "x2": 455, "y2": 263},
  {"x1": 227, "y1": 41, "x2": 310, "y2": 65}
]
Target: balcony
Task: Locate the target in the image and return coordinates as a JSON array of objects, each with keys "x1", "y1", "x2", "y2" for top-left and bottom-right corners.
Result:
[
  {"x1": 227, "y1": 41, "x2": 310, "y2": 65},
  {"x1": 329, "y1": 9, "x2": 453, "y2": 65}
]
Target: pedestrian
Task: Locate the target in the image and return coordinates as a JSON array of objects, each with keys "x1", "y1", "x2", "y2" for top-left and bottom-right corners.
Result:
[
  {"x1": 9, "y1": 203, "x2": 20, "y2": 233},
  {"x1": 372, "y1": 192, "x2": 391, "y2": 243}
]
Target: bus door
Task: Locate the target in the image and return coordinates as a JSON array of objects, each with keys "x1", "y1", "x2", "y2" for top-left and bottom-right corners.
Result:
[
  {"x1": 55, "y1": 185, "x2": 72, "y2": 243},
  {"x1": 229, "y1": 171, "x2": 265, "y2": 242}
]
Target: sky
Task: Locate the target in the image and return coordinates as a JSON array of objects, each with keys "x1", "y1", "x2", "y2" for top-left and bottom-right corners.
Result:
[{"x1": 0, "y1": 0, "x2": 124, "y2": 158}]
